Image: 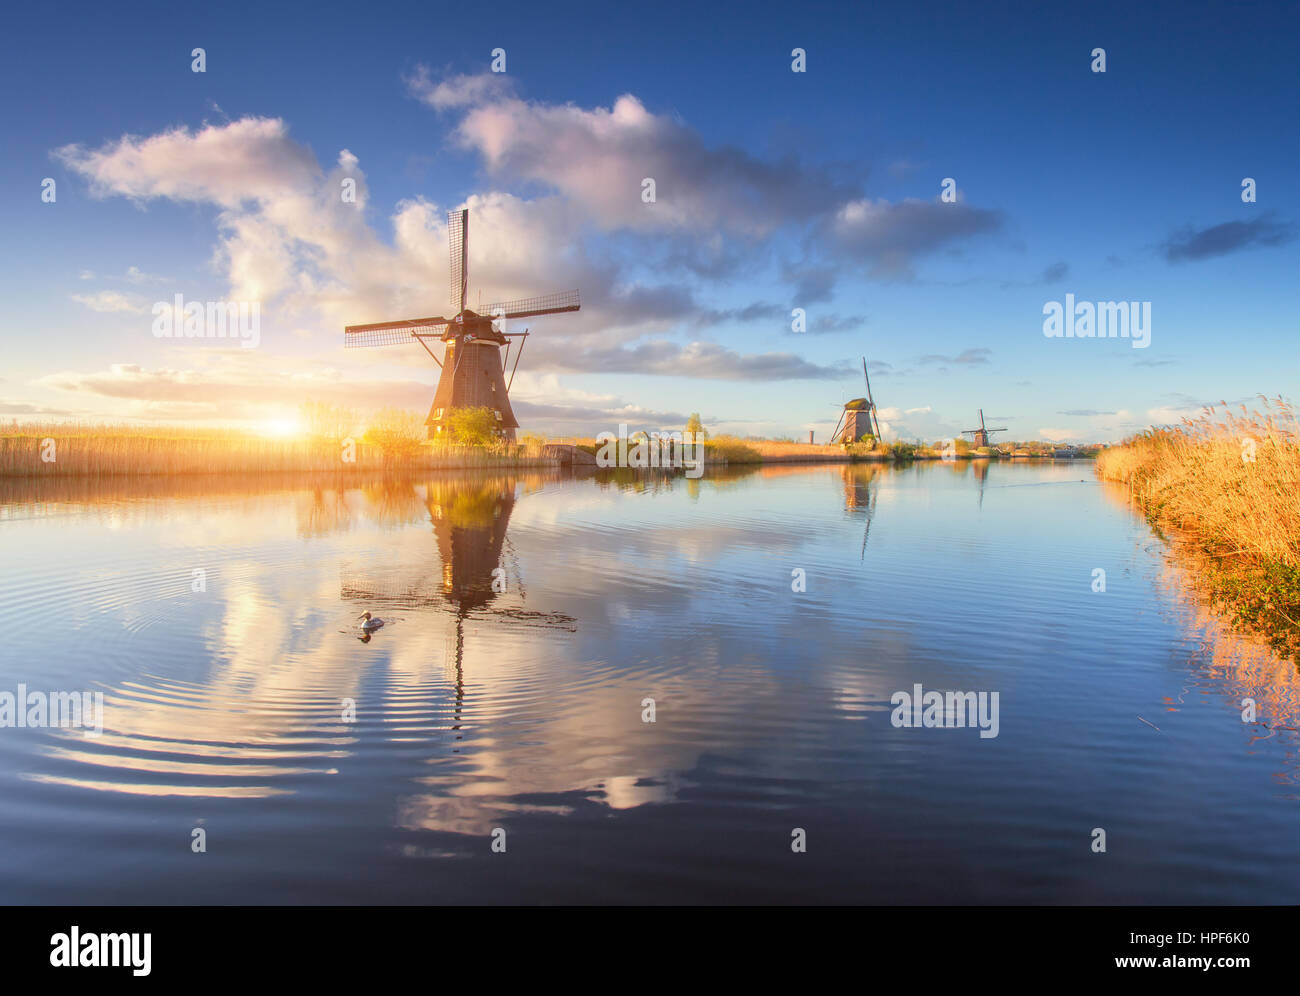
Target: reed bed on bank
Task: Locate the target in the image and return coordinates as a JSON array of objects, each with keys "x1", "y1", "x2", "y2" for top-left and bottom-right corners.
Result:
[
  {"x1": 744, "y1": 439, "x2": 869, "y2": 462},
  {"x1": 0, "y1": 422, "x2": 553, "y2": 477},
  {"x1": 1095, "y1": 397, "x2": 1300, "y2": 657}
]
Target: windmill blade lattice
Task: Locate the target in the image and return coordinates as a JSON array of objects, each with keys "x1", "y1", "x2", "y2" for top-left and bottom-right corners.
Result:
[
  {"x1": 449, "y1": 208, "x2": 468, "y2": 314},
  {"x1": 344, "y1": 318, "x2": 451, "y2": 348},
  {"x1": 482, "y1": 290, "x2": 581, "y2": 321}
]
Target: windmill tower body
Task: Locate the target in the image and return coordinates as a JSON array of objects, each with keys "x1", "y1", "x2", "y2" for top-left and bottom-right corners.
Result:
[
  {"x1": 841, "y1": 408, "x2": 873, "y2": 443},
  {"x1": 427, "y1": 314, "x2": 519, "y2": 441}
]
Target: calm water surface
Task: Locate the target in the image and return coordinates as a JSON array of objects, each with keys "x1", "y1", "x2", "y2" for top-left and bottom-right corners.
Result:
[{"x1": 2, "y1": 461, "x2": 1298, "y2": 904}]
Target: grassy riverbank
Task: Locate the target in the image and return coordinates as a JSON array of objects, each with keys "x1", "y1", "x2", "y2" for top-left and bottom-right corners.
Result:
[
  {"x1": 3, "y1": 419, "x2": 1094, "y2": 477},
  {"x1": 1096, "y1": 398, "x2": 1300, "y2": 658}
]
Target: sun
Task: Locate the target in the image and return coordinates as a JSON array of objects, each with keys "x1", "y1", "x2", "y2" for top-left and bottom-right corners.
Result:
[{"x1": 259, "y1": 417, "x2": 302, "y2": 438}]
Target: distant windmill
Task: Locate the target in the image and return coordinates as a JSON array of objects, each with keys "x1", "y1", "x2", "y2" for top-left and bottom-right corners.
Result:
[
  {"x1": 961, "y1": 409, "x2": 1007, "y2": 448},
  {"x1": 832, "y1": 357, "x2": 884, "y2": 444},
  {"x1": 344, "y1": 208, "x2": 581, "y2": 442}
]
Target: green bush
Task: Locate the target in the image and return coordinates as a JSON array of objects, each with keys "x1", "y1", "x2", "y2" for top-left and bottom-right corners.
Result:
[
  {"x1": 438, "y1": 406, "x2": 502, "y2": 448},
  {"x1": 890, "y1": 441, "x2": 917, "y2": 460}
]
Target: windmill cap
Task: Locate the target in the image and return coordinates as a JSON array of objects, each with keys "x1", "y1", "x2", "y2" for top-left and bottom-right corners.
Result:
[{"x1": 843, "y1": 398, "x2": 869, "y2": 410}]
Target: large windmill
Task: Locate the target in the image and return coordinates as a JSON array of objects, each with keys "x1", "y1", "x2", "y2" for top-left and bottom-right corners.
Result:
[
  {"x1": 832, "y1": 357, "x2": 884, "y2": 444},
  {"x1": 344, "y1": 208, "x2": 581, "y2": 442},
  {"x1": 961, "y1": 409, "x2": 1007, "y2": 449}
]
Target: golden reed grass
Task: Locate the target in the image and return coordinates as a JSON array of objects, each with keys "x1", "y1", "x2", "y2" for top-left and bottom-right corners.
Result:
[
  {"x1": 541, "y1": 434, "x2": 872, "y2": 464},
  {"x1": 1096, "y1": 396, "x2": 1300, "y2": 657},
  {"x1": 0, "y1": 421, "x2": 553, "y2": 477},
  {"x1": 744, "y1": 439, "x2": 882, "y2": 462}
]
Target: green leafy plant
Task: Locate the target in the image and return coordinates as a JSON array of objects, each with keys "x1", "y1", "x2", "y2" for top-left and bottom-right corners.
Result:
[
  {"x1": 438, "y1": 406, "x2": 502, "y2": 448},
  {"x1": 685, "y1": 413, "x2": 709, "y2": 442}
]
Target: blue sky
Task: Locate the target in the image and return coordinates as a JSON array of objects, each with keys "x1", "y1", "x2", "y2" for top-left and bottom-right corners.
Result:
[{"x1": 3, "y1": 0, "x2": 1297, "y2": 442}]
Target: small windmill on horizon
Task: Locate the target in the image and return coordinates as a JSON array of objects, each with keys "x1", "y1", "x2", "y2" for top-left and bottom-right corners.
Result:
[
  {"x1": 344, "y1": 208, "x2": 580, "y2": 442},
  {"x1": 962, "y1": 409, "x2": 1007, "y2": 449}
]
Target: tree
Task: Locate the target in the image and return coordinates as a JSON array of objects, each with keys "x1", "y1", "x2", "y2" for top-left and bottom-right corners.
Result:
[
  {"x1": 439, "y1": 406, "x2": 501, "y2": 447},
  {"x1": 685, "y1": 412, "x2": 709, "y2": 442}
]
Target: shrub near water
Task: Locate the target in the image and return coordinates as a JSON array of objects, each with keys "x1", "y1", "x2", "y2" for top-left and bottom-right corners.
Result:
[
  {"x1": 436, "y1": 406, "x2": 503, "y2": 448},
  {"x1": 889, "y1": 441, "x2": 918, "y2": 460},
  {"x1": 1096, "y1": 397, "x2": 1300, "y2": 657}
]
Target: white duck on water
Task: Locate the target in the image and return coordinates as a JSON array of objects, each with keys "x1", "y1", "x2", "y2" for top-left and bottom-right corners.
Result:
[{"x1": 358, "y1": 611, "x2": 385, "y2": 634}]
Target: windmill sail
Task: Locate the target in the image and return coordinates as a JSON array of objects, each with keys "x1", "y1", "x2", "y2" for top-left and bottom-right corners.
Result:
[
  {"x1": 344, "y1": 317, "x2": 451, "y2": 348},
  {"x1": 482, "y1": 290, "x2": 581, "y2": 321},
  {"x1": 448, "y1": 208, "x2": 468, "y2": 314},
  {"x1": 862, "y1": 357, "x2": 883, "y2": 440}
]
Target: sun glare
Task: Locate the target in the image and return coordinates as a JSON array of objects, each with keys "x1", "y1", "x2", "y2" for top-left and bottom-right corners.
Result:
[{"x1": 260, "y1": 417, "x2": 302, "y2": 438}]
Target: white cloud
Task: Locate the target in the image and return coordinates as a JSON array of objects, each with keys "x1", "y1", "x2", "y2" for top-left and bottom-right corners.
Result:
[
  {"x1": 37, "y1": 359, "x2": 430, "y2": 414},
  {"x1": 1037, "y1": 427, "x2": 1080, "y2": 442},
  {"x1": 52, "y1": 94, "x2": 1002, "y2": 398},
  {"x1": 412, "y1": 71, "x2": 850, "y2": 235},
  {"x1": 71, "y1": 290, "x2": 148, "y2": 313},
  {"x1": 408, "y1": 67, "x2": 515, "y2": 110},
  {"x1": 55, "y1": 118, "x2": 828, "y2": 380},
  {"x1": 1146, "y1": 405, "x2": 1206, "y2": 426},
  {"x1": 824, "y1": 198, "x2": 1002, "y2": 278},
  {"x1": 55, "y1": 118, "x2": 320, "y2": 208},
  {"x1": 125, "y1": 266, "x2": 166, "y2": 284},
  {"x1": 34, "y1": 358, "x2": 703, "y2": 435},
  {"x1": 58, "y1": 122, "x2": 394, "y2": 310}
]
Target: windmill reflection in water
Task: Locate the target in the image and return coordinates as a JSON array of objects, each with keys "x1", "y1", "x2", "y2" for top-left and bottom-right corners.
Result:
[
  {"x1": 841, "y1": 464, "x2": 881, "y2": 562},
  {"x1": 340, "y1": 475, "x2": 576, "y2": 736}
]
